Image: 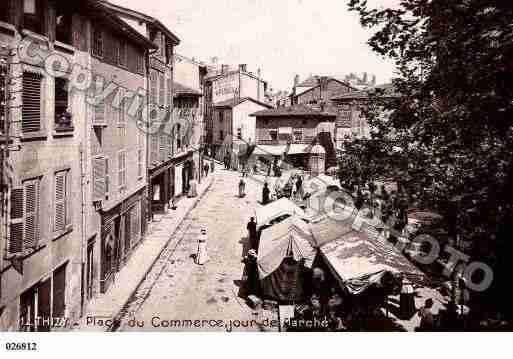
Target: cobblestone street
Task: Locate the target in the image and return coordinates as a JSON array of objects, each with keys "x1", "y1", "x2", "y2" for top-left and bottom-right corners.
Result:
[{"x1": 117, "y1": 169, "x2": 273, "y2": 332}]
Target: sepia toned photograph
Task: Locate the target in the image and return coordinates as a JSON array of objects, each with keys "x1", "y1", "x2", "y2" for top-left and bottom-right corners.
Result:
[{"x1": 0, "y1": 0, "x2": 512, "y2": 344}]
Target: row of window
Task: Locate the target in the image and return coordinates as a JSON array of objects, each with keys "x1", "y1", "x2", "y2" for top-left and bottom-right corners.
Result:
[
  {"x1": 8, "y1": 170, "x2": 71, "y2": 255},
  {"x1": 93, "y1": 148, "x2": 144, "y2": 201},
  {"x1": 149, "y1": 70, "x2": 172, "y2": 107},
  {"x1": 92, "y1": 26, "x2": 145, "y2": 75}
]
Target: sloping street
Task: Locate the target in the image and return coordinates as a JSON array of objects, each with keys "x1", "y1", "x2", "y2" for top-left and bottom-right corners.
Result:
[{"x1": 117, "y1": 169, "x2": 273, "y2": 332}]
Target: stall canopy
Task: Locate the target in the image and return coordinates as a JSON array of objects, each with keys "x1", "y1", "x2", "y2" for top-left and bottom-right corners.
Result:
[
  {"x1": 304, "y1": 174, "x2": 340, "y2": 194},
  {"x1": 257, "y1": 216, "x2": 316, "y2": 279},
  {"x1": 255, "y1": 198, "x2": 306, "y2": 226},
  {"x1": 251, "y1": 144, "x2": 309, "y2": 157},
  {"x1": 319, "y1": 229, "x2": 424, "y2": 295}
]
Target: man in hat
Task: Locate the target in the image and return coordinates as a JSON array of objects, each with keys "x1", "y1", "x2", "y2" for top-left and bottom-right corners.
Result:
[
  {"x1": 262, "y1": 182, "x2": 270, "y2": 205},
  {"x1": 243, "y1": 249, "x2": 259, "y2": 297}
]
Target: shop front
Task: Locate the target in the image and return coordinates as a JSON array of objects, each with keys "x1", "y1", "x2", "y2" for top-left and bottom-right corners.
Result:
[
  {"x1": 100, "y1": 190, "x2": 145, "y2": 293},
  {"x1": 149, "y1": 163, "x2": 174, "y2": 216}
]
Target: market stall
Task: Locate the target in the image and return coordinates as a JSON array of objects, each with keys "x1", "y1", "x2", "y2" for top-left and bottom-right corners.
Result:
[
  {"x1": 255, "y1": 198, "x2": 307, "y2": 228},
  {"x1": 257, "y1": 216, "x2": 317, "y2": 302}
]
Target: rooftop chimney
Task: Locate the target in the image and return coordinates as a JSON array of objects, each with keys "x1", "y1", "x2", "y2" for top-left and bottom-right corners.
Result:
[
  {"x1": 239, "y1": 64, "x2": 247, "y2": 72},
  {"x1": 221, "y1": 64, "x2": 229, "y2": 74}
]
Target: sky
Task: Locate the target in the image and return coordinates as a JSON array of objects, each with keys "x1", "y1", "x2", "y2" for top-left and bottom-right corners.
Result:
[{"x1": 110, "y1": 0, "x2": 400, "y2": 92}]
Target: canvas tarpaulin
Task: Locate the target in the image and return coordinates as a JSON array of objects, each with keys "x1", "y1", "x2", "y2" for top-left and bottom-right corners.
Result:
[
  {"x1": 257, "y1": 216, "x2": 316, "y2": 279},
  {"x1": 255, "y1": 198, "x2": 306, "y2": 226},
  {"x1": 319, "y1": 229, "x2": 423, "y2": 295}
]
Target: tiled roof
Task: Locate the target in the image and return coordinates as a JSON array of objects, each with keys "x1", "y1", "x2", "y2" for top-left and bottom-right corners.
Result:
[
  {"x1": 213, "y1": 97, "x2": 273, "y2": 109},
  {"x1": 173, "y1": 82, "x2": 202, "y2": 97},
  {"x1": 250, "y1": 104, "x2": 337, "y2": 117},
  {"x1": 331, "y1": 83, "x2": 398, "y2": 101}
]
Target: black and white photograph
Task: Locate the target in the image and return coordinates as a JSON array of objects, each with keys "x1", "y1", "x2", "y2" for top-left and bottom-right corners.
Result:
[{"x1": 0, "y1": 0, "x2": 512, "y2": 355}]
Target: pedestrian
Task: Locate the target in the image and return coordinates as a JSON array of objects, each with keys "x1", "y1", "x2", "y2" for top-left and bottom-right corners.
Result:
[
  {"x1": 195, "y1": 228, "x2": 209, "y2": 265},
  {"x1": 239, "y1": 178, "x2": 246, "y2": 198},
  {"x1": 296, "y1": 175, "x2": 303, "y2": 200},
  {"x1": 262, "y1": 182, "x2": 270, "y2": 205},
  {"x1": 247, "y1": 217, "x2": 257, "y2": 251},
  {"x1": 417, "y1": 298, "x2": 435, "y2": 331},
  {"x1": 242, "y1": 249, "x2": 259, "y2": 297},
  {"x1": 210, "y1": 159, "x2": 215, "y2": 173}
]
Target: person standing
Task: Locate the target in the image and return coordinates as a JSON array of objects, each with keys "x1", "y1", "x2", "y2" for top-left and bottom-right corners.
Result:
[
  {"x1": 195, "y1": 228, "x2": 209, "y2": 265},
  {"x1": 417, "y1": 298, "x2": 435, "y2": 331},
  {"x1": 296, "y1": 175, "x2": 303, "y2": 200},
  {"x1": 262, "y1": 182, "x2": 270, "y2": 205},
  {"x1": 210, "y1": 159, "x2": 215, "y2": 173},
  {"x1": 239, "y1": 178, "x2": 246, "y2": 198},
  {"x1": 243, "y1": 249, "x2": 259, "y2": 297},
  {"x1": 247, "y1": 217, "x2": 257, "y2": 250}
]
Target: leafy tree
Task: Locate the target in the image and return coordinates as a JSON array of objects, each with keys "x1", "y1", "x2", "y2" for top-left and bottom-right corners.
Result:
[{"x1": 345, "y1": 0, "x2": 513, "y2": 317}]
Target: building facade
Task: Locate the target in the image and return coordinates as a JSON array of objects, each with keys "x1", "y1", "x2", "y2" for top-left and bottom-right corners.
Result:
[
  {"x1": 250, "y1": 105, "x2": 337, "y2": 172},
  {"x1": 0, "y1": 0, "x2": 155, "y2": 331},
  {"x1": 204, "y1": 64, "x2": 268, "y2": 151},
  {"x1": 101, "y1": 1, "x2": 182, "y2": 217},
  {"x1": 211, "y1": 97, "x2": 272, "y2": 166}
]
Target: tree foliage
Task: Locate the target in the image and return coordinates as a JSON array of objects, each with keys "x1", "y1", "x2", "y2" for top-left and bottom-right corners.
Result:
[{"x1": 343, "y1": 0, "x2": 513, "y2": 307}]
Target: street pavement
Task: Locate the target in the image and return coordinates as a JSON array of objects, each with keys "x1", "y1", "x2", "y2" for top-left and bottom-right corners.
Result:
[{"x1": 118, "y1": 169, "x2": 276, "y2": 332}]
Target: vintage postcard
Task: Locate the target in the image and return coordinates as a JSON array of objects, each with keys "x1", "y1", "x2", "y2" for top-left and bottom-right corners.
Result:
[{"x1": 0, "y1": 0, "x2": 511, "y2": 354}]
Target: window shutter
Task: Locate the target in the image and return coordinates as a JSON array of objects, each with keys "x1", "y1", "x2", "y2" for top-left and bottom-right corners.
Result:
[
  {"x1": 137, "y1": 148, "x2": 143, "y2": 177},
  {"x1": 22, "y1": 72, "x2": 42, "y2": 133},
  {"x1": 166, "y1": 78, "x2": 172, "y2": 109},
  {"x1": 24, "y1": 181, "x2": 39, "y2": 248},
  {"x1": 105, "y1": 157, "x2": 110, "y2": 195},
  {"x1": 9, "y1": 187, "x2": 24, "y2": 254},
  {"x1": 150, "y1": 135, "x2": 158, "y2": 164},
  {"x1": 159, "y1": 133, "x2": 167, "y2": 162},
  {"x1": 54, "y1": 172, "x2": 66, "y2": 232},
  {"x1": 93, "y1": 156, "x2": 106, "y2": 200},
  {"x1": 93, "y1": 78, "x2": 105, "y2": 126},
  {"x1": 159, "y1": 74, "x2": 165, "y2": 107},
  {"x1": 150, "y1": 71, "x2": 157, "y2": 105}
]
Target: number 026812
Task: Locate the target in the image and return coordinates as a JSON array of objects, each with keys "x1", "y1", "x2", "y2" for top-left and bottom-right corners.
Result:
[{"x1": 5, "y1": 342, "x2": 37, "y2": 351}]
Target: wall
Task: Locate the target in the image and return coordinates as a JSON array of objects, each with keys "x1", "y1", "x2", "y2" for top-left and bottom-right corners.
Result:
[
  {"x1": 212, "y1": 72, "x2": 239, "y2": 103},
  {"x1": 240, "y1": 73, "x2": 265, "y2": 102},
  {"x1": 232, "y1": 100, "x2": 269, "y2": 145},
  {"x1": 212, "y1": 108, "x2": 232, "y2": 145}
]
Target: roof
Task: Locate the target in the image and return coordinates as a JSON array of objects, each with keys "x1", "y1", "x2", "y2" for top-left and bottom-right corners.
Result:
[
  {"x1": 213, "y1": 97, "x2": 273, "y2": 109},
  {"x1": 250, "y1": 104, "x2": 337, "y2": 117},
  {"x1": 331, "y1": 83, "x2": 398, "y2": 101},
  {"x1": 309, "y1": 216, "x2": 353, "y2": 248},
  {"x1": 257, "y1": 216, "x2": 317, "y2": 279},
  {"x1": 255, "y1": 198, "x2": 306, "y2": 226},
  {"x1": 251, "y1": 144, "x2": 310, "y2": 157},
  {"x1": 319, "y1": 229, "x2": 423, "y2": 283},
  {"x1": 294, "y1": 78, "x2": 356, "y2": 98},
  {"x1": 173, "y1": 82, "x2": 202, "y2": 97},
  {"x1": 99, "y1": 1, "x2": 180, "y2": 45},
  {"x1": 88, "y1": 1, "x2": 158, "y2": 49}
]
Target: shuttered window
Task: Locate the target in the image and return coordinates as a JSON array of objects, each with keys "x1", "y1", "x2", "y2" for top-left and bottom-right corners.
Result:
[
  {"x1": 22, "y1": 72, "x2": 42, "y2": 133},
  {"x1": 159, "y1": 74, "x2": 165, "y2": 107},
  {"x1": 93, "y1": 77, "x2": 106, "y2": 126},
  {"x1": 118, "y1": 40, "x2": 127, "y2": 67},
  {"x1": 118, "y1": 150, "x2": 126, "y2": 191},
  {"x1": 0, "y1": 61, "x2": 6, "y2": 134},
  {"x1": 55, "y1": 77, "x2": 69, "y2": 122},
  {"x1": 166, "y1": 78, "x2": 172, "y2": 110},
  {"x1": 136, "y1": 48, "x2": 144, "y2": 74},
  {"x1": 150, "y1": 71, "x2": 157, "y2": 105},
  {"x1": 54, "y1": 170, "x2": 71, "y2": 232},
  {"x1": 130, "y1": 204, "x2": 140, "y2": 245},
  {"x1": 8, "y1": 179, "x2": 40, "y2": 254},
  {"x1": 93, "y1": 156, "x2": 106, "y2": 200},
  {"x1": 105, "y1": 157, "x2": 110, "y2": 195},
  {"x1": 150, "y1": 134, "x2": 158, "y2": 164},
  {"x1": 137, "y1": 148, "x2": 143, "y2": 178},
  {"x1": 92, "y1": 27, "x2": 103, "y2": 58},
  {"x1": 159, "y1": 133, "x2": 168, "y2": 162}
]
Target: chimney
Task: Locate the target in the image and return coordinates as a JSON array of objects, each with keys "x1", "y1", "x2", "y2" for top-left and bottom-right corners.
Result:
[
  {"x1": 294, "y1": 74, "x2": 300, "y2": 88},
  {"x1": 372, "y1": 74, "x2": 376, "y2": 86},
  {"x1": 363, "y1": 72, "x2": 368, "y2": 84},
  {"x1": 239, "y1": 64, "x2": 247, "y2": 72},
  {"x1": 257, "y1": 68, "x2": 261, "y2": 101},
  {"x1": 221, "y1": 64, "x2": 229, "y2": 74}
]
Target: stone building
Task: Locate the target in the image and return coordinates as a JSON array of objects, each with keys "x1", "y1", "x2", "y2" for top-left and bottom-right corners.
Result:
[
  {"x1": 204, "y1": 64, "x2": 268, "y2": 152},
  {"x1": 101, "y1": 1, "x2": 183, "y2": 218},
  {"x1": 250, "y1": 105, "x2": 337, "y2": 173},
  {"x1": 0, "y1": 0, "x2": 155, "y2": 331}
]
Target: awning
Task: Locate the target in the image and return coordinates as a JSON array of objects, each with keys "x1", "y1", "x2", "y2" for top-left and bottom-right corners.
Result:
[
  {"x1": 279, "y1": 127, "x2": 293, "y2": 135},
  {"x1": 257, "y1": 216, "x2": 316, "y2": 279},
  {"x1": 252, "y1": 145, "x2": 287, "y2": 156},
  {"x1": 319, "y1": 229, "x2": 423, "y2": 294},
  {"x1": 255, "y1": 198, "x2": 306, "y2": 226}
]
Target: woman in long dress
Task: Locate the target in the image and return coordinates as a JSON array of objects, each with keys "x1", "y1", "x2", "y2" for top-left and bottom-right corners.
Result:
[
  {"x1": 195, "y1": 228, "x2": 209, "y2": 265},
  {"x1": 239, "y1": 178, "x2": 246, "y2": 197}
]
